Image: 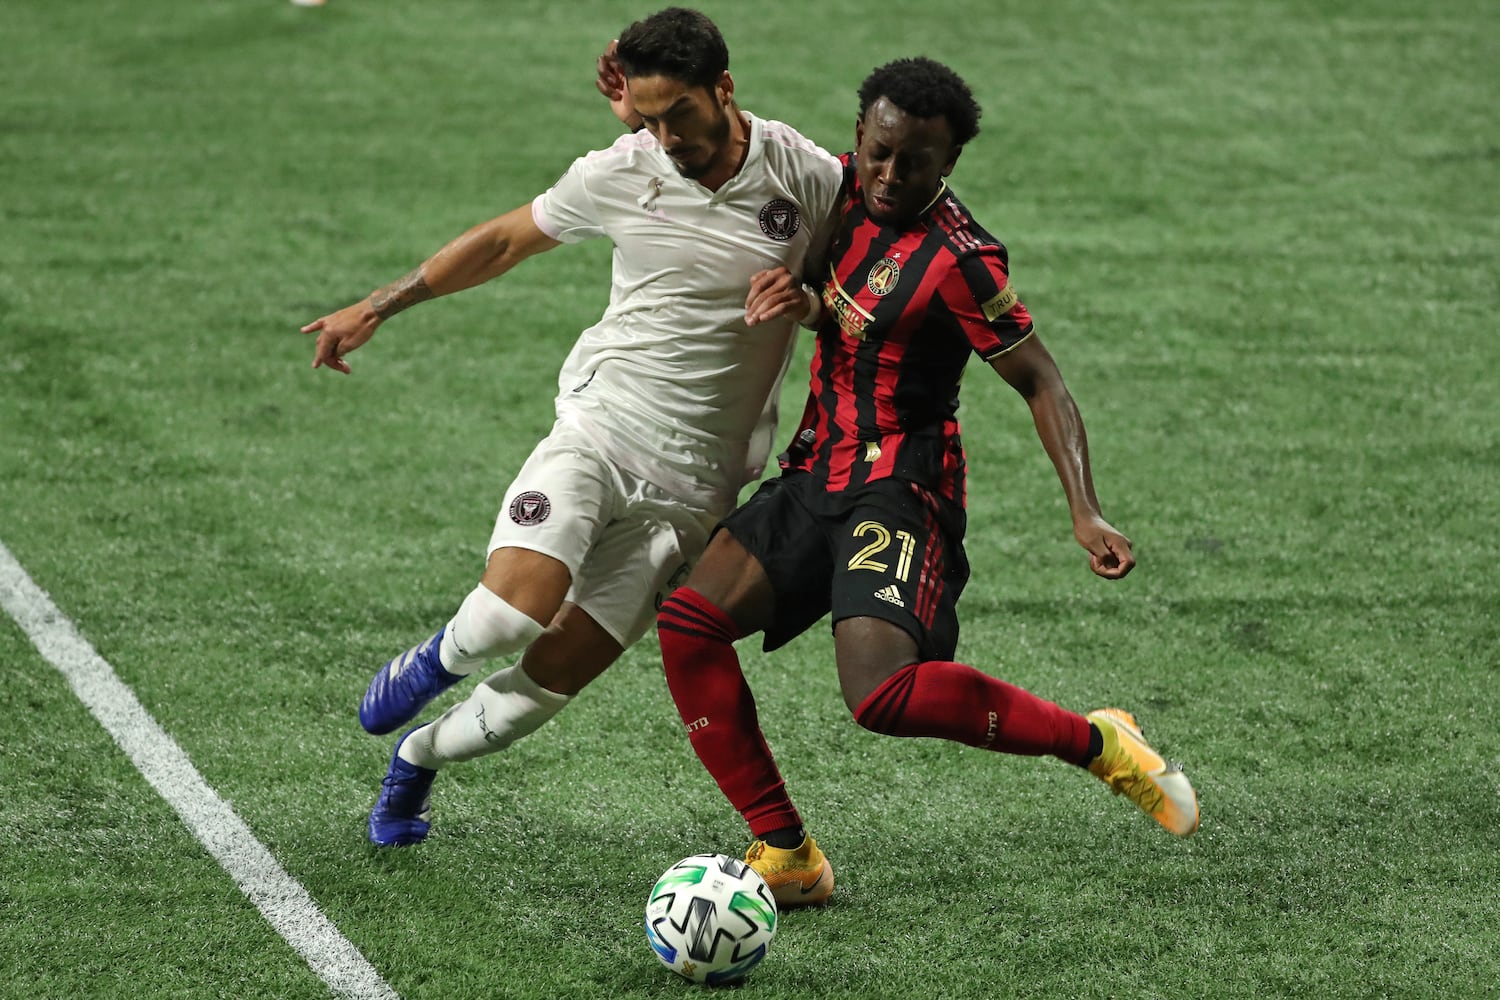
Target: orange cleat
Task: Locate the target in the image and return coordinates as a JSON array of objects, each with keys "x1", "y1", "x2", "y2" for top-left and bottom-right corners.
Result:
[
  {"x1": 1087, "y1": 708, "x2": 1199, "y2": 837},
  {"x1": 745, "y1": 836, "x2": 834, "y2": 907}
]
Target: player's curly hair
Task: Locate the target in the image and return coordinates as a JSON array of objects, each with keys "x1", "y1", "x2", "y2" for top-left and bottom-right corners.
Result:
[
  {"x1": 858, "y1": 58, "x2": 981, "y2": 148},
  {"x1": 615, "y1": 7, "x2": 729, "y2": 91}
]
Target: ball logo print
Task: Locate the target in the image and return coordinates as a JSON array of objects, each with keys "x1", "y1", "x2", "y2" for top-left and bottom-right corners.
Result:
[
  {"x1": 645, "y1": 853, "x2": 777, "y2": 984},
  {"x1": 507, "y1": 491, "x2": 551, "y2": 526}
]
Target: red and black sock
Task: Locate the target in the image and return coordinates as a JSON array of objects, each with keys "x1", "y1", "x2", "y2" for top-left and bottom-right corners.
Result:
[
  {"x1": 854, "y1": 660, "x2": 1095, "y2": 766},
  {"x1": 657, "y1": 588, "x2": 802, "y2": 836}
]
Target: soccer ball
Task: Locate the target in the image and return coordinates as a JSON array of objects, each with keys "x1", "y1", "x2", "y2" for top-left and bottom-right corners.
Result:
[{"x1": 645, "y1": 853, "x2": 778, "y2": 985}]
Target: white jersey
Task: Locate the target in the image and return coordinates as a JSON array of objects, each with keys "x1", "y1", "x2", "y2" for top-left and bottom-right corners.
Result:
[{"x1": 531, "y1": 112, "x2": 844, "y2": 514}]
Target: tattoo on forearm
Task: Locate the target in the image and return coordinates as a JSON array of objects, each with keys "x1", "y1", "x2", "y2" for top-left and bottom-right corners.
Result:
[{"x1": 370, "y1": 268, "x2": 434, "y2": 319}]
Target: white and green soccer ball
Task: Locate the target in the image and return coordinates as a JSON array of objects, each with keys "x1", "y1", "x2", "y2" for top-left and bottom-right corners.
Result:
[{"x1": 645, "y1": 853, "x2": 778, "y2": 985}]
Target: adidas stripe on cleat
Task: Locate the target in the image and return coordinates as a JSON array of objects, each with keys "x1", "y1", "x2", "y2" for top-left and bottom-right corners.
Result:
[
  {"x1": 367, "y1": 730, "x2": 437, "y2": 847},
  {"x1": 745, "y1": 836, "x2": 834, "y2": 907},
  {"x1": 359, "y1": 629, "x2": 461, "y2": 735},
  {"x1": 1086, "y1": 708, "x2": 1199, "y2": 837}
]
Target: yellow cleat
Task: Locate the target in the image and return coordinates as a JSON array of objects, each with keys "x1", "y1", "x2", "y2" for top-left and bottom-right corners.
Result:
[
  {"x1": 1087, "y1": 708, "x2": 1199, "y2": 837},
  {"x1": 745, "y1": 836, "x2": 834, "y2": 907}
]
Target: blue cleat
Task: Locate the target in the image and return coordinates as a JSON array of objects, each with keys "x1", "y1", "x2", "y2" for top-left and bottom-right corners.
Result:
[
  {"x1": 368, "y1": 731, "x2": 437, "y2": 847},
  {"x1": 359, "y1": 630, "x2": 461, "y2": 735}
]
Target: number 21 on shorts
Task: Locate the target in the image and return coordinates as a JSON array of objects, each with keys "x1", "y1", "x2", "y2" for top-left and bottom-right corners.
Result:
[{"x1": 846, "y1": 520, "x2": 915, "y2": 581}]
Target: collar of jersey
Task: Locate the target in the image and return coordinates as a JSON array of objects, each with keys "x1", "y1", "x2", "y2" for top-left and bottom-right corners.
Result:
[
  {"x1": 649, "y1": 111, "x2": 765, "y2": 203},
  {"x1": 917, "y1": 179, "x2": 949, "y2": 218}
]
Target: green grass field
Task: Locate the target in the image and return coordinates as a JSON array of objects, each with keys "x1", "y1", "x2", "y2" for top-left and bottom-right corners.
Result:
[{"x1": 3, "y1": 1, "x2": 1498, "y2": 997}]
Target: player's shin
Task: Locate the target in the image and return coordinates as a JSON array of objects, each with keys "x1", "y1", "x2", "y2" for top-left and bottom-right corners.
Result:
[
  {"x1": 657, "y1": 589, "x2": 801, "y2": 835},
  {"x1": 398, "y1": 662, "x2": 571, "y2": 767}
]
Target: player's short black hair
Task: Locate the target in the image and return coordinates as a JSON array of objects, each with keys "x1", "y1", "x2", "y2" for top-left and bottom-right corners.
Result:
[
  {"x1": 858, "y1": 58, "x2": 981, "y2": 148},
  {"x1": 615, "y1": 7, "x2": 729, "y2": 91}
]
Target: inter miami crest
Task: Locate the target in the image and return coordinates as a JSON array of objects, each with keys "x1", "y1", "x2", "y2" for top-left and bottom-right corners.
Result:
[
  {"x1": 508, "y1": 491, "x2": 551, "y2": 526},
  {"x1": 758, "y1": 199, "x2": 800, "y2": 241},
  {"x1": 866, "y1": 257, "x2": 901, "y2": 296}
]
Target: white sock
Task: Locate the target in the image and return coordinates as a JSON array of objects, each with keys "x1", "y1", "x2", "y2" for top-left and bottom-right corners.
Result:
[
  {"x1": 437, "y1": 585, "x2": 545, "y2": 677},
  {"x1": 398, "y1": 663, "x2": 572, "y2": 768}
]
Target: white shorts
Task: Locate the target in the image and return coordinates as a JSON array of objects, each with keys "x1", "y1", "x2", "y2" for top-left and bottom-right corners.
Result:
[{"x1": 487, "y1": 417, "x2": 719, "y2": 649}]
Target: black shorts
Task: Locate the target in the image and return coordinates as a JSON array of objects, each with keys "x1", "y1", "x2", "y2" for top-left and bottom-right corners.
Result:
[{"x1": 719, "y1": 472, "x2": 970, "y2": 659}]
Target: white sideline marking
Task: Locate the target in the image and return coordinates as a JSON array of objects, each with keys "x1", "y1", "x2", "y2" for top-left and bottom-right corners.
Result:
[{"x1": 0, "y1": 540, "x2": 400, "y2": 1000}]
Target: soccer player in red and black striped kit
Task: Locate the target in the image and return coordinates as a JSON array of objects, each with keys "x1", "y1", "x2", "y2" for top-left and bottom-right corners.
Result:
[{"x1": 655, "y1": 57, "x2": 1199, "y2": 906}]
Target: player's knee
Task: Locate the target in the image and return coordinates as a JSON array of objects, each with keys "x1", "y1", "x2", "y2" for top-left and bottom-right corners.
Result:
[
  {"x1": 846, "y1": 660, "x2": 921, "y2": 735},
  {"x1": 838, "y1": 653, "x2": 908, "y2": 720},
  {"x1": 842, "y1": 676, "x2": 871, "y2": 718},
  {"x1": 835, "y1": 619, "x2": 919, "y2": 717},
  {"x1": 480, "y1": 547, "x2": 572, "y2": 624},
  {"x1": 851, "y1": 695, "x2": 891, "y2": 733},
  {"x1": 451, "y1": 585, "x2": 546, "y2": 661}
]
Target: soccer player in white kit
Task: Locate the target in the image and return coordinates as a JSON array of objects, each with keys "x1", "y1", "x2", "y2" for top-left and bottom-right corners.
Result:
[{"x1": 301, "y1": 8, "x2": 843, "y2": 848}]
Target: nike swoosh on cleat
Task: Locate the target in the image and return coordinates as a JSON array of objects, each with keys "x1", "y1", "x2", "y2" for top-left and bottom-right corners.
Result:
[{"x1": 799, "y1": 867, "x2": 828, "y2": 895}]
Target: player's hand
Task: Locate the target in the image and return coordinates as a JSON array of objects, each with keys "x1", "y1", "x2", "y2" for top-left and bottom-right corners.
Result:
[
  {"x1": 595, "y1": 40, "x2": 638, "y2": 128},
  {"x1": 300, "y1": 299, "x2": 380, "y2": 374},
  {"x1": 1074, "y1": 515, "x2": 1135, "y2": 579},
  {"x1": 745, "y1": 268, "x2": 814, "y2": 327},
  {"x1": 596, "y1": 40, "x2": 625, "y2": 100}
]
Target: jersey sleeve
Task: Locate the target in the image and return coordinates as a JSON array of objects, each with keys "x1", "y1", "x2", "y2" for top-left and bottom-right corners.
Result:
[
  {"x1": 796, "y1": 150, "x2": 850, "y2": 284},
  {"x1": 531, "y1": 155, "x2": 604, "y2": 244},
  {"x1": 940, "y1": 245, "x2": 1035, "y2": 360}
]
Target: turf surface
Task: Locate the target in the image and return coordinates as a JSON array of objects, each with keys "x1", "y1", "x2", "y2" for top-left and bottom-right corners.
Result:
[{"x1": 3, "y1": 1, "x2": 1497, "y2": 997}]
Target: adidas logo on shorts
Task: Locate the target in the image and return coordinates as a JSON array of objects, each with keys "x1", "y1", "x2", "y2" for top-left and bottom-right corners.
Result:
[{"x1": 873, "y1": 585, "x2": 905, "y2": 608}]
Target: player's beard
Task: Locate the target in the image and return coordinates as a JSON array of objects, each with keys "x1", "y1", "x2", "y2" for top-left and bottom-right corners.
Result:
[{"x1": 669, "y1": 110, "x2": 733, "y2": 180}]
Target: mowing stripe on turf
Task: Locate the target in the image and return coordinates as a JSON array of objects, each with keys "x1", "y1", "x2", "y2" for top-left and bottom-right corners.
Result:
[{"x1": 0, "y1": 539, "x2": 400, "y2": 1000}]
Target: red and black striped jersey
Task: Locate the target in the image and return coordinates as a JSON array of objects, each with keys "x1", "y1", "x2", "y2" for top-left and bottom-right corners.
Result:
[{"x1": 781, "y1": 153, "x2": 1034, "y2": 507}]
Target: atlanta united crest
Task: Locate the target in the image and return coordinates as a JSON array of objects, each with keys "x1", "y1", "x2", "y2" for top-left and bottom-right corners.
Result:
[
  {"x1": 508, "y1": 491, "x2": 551, "y2": 526},
  {"x1": 758, "y1": 198, "x2": 800, "y2": 241},
  {"x1": 867, "y1": 257, "x2": 901, "y2": 296}
]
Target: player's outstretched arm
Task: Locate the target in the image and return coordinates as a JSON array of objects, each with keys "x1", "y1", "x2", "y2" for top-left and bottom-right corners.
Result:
[
  {"x1": 990, "y1": 335, "x2": 1135, "y2": 579},
  {"x1": 300, "y1": 204, "x2": 560, "y2": 374}
]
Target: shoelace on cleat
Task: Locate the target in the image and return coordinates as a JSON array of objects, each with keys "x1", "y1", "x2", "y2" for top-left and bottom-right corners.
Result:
[
  {"x1": 746, "y1": 841, "x2": 813, "y2": 880},
  {"x1": 379, "y1": 766, "x2": 431, "y2": 812},
  {"x1": 747, "y1": 842, "x2": 797, "y2": 876},
  {"x1": 1102, "y1": 756, "x2": 1165, "y2": 814}
]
